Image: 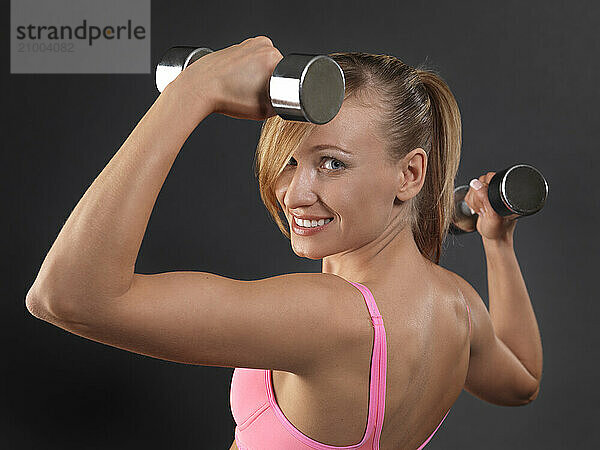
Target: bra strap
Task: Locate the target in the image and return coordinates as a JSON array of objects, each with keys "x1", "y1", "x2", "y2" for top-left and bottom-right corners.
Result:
[{"x1": 348, "y1": 281, "x2": 387, "y2": 447}]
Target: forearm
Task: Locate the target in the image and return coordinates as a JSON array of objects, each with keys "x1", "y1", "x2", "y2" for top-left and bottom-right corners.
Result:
[
  {"x1": 483, "y1": 234, "x2": 543, "y2": 382},
  {"x1": 28, "y1": 81, "x2": 213, "y2": 307}
]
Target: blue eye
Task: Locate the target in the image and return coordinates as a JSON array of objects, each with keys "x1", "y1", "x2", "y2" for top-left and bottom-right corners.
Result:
[
  {"x1": 322, "y1": 156, "x2": 345, "y2": 171},
  {"x1": 285, "y1": 156, "x2": 345, "y2": 171}
]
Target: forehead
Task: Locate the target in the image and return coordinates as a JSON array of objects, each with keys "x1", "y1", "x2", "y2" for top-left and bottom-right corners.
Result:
[{"x1": 299, "y1": 97, "x2": 385, "y2": 155}]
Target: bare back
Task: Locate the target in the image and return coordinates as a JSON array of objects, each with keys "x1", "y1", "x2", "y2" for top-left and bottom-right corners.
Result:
[{"x1": 244, "y1": 264, "x2": 471, "y2": 450}]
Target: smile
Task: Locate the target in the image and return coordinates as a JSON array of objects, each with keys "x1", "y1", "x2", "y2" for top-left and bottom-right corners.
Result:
[{"x1": 291, "y1": 216, "x2": 335, "y2": 236}]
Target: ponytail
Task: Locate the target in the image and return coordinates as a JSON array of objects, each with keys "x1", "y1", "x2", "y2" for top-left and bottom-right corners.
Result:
[{"x1": 413, "y1": 68, "x2": 462, "y2": 264}]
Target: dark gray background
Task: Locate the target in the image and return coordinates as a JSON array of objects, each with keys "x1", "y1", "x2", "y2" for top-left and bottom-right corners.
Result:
[{"x1": 4, "y1": 1, "x2": 598, "y2": 448}]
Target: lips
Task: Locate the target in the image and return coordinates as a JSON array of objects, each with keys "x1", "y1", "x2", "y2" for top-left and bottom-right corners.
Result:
[
  {"x1": 290, "y1": 215, "x2": 335, "y2": 236},
  {"x1": 292, "y1": 216, "x2": 333, "y2": 227}
]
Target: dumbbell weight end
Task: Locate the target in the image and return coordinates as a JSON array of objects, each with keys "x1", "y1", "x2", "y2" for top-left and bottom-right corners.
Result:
[
  {"x1": 449, "y1": 164, "x2": 548, "y2": 234},
  {"x1": 155, "y1": 46, "x2": 346, "y2": 124}
]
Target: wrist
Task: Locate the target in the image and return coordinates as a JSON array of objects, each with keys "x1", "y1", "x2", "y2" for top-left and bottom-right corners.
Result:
[
  {"x1": 482, "y1": 234, "x2": 516, "y2": 270},
  {"x1": 482, "y1": 234, "x2": 514, "y2": 250},
  {"x1": 162, "y1": 73, "x2": 216, "y2": 125}
]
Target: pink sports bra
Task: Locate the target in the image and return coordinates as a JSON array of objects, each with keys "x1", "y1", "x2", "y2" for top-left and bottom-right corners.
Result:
[{"x1": 230, "y1": 280, "x2": 467, "y2": 449}]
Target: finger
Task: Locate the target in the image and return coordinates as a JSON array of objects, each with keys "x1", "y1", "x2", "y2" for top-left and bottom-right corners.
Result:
[
  {"x1": 477, "y1": 174, "x2": 488, "y2": 214},
  {"x1": 474, "y1": 176, "x2": 497, "y2": 216},
  {"x1": 266, "y1": 46, "x2": 284, "y2": 66},
  {"x1": 479, "y1": 182, "x2": 495, "y2": 216},
  {"x1": 468, "y1": 178, "x2": 486, "y2": 214},
  {"x1": 465, "y1": 185, "x2": 481, "y2": 215},
  {"x1": 482, "y1": 172, "x2": 503, "y2": 217},
  {"x1": 463, "y1": 189, "x2": 476, "y2": 215},
  {"x1": 271, "y1": 47, "x2": 284, "y2": 62}
]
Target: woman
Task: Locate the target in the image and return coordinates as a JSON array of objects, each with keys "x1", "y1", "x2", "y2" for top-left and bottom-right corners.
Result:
[{"x1": 26, "y1": 36, "x2": 543, "y2": 449}]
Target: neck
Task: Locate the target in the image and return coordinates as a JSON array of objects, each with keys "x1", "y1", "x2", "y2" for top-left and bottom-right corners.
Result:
[{"x1": 321, "y1": 214, "x2": 432, "y2": 285}]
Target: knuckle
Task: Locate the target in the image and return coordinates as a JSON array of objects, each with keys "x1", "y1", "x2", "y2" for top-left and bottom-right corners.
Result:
[
  {"x1": 270, "y1": 46, "x2": 283, "y2": 58},
  {"x1": 259, "y1": 45, "x2": 277, "y2": 55},
  {"x1": 258, "y1": 46, "x2": 282, "y2": 65},
  {"x1": 267, "y1": 47, "x2": 283, "y2": 63},
  {"x1": 253, "y1": 35, "x2": 273, "y2": 46}
]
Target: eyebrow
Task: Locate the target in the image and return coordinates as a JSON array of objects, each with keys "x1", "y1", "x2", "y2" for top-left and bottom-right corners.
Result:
[{"x1": 310, "y1": 144, "x2": 353, "y2": 155}]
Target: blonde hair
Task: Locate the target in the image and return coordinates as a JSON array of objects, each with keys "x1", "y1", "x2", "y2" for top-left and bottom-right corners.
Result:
[{"x1": 254, "y1": 52, "x2": 462, "y2": 265}]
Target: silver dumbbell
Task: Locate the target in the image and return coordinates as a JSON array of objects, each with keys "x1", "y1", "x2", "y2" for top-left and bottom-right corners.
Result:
[
  {"x1": 450, "y1": 164, "x2": 549, "y2": 234},
  {"x1": 155, "y1": 45, "x2": 346, "y2": 124}
]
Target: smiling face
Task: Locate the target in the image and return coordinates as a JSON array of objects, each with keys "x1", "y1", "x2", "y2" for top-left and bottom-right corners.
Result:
[{"x1": 274, "y1": 97, "x2": 412, "y2": 260}]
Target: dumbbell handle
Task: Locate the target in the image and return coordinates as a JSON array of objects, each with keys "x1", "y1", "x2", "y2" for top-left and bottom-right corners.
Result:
[
  {"x1": 450, "y1": 163, "x2": 548, "y2": 234},
  {"x1": 155, "y1": 45, "x2": 345, "y2": 124}
]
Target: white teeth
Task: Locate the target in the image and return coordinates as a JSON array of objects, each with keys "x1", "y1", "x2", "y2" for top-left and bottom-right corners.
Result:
[{"x1": 294, "y1": 216, "x2": 333, "y2": 228}]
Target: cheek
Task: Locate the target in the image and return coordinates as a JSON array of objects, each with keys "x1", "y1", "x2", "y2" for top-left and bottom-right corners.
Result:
[
  {"x1": 274, "y1": 176, "x2": 288, "y2": 205},
  {"x1": 341, "y1": 180, "x2": 392, "y2": 226},
  {"x1": 330, "y1": 182, "x2": 369, "y2": 225}
]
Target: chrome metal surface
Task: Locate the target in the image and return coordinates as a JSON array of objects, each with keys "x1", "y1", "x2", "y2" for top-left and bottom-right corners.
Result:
[
  {"x1": 270, "y1": 53, "x2": 345, "y2": 124},
  {"x1": 450, "y1": 163, "x2": 548, "y2": 234},
  {"x1": 156, "y1": 47, "x2": 346, "y2": 124},
  {"x1": 155, "y1": 46, "x2": 213, "y2": 93}
]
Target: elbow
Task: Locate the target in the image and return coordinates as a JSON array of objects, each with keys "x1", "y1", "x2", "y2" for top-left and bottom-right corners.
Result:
[
  {"x1": 25, "y1": 286, "x2": 71, "y2": 323},
  {"x1": 519, "y1": 369, "x2": 541, "y2": 405},
  {"x1": 26, "y1": 283, "x2": 45, "y2": 316},
  {"x1": 26, "y1": 287, "x2": 56, "y2": 321},
  {"x1": 527, "y1": 384, "x2": 540, "y2": 403},
  {"x1": 515, "y1": 383, "x2": 540, "y2": 406},
  {"x1": 26, "y1": 289, "x2": 51, "y2": 321}
]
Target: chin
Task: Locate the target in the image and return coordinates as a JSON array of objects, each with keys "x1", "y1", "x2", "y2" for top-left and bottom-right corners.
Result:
[{"x1": 291, "y1": 242, "x2": 333, "y2": 260}]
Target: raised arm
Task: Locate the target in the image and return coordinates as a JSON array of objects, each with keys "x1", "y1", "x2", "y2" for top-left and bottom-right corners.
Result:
[
  {"x1": 25, "y1": 73, "x2": 212, "y2": 316},
  {"x1": 25, "y1": 36, "x2": 281, "y2": 315},
  {"x1": 482, "y1": 236, "x2": 543, "y2": 386},
  {"x1": 458, "y1": 174, "x2": 543, "y2": 406},
  {"x1": 23, "y1": 38, "x2": 348, "y2": 376},
  {"x1": 453, "y1": 268, "x2": 541, "y2": 406}
]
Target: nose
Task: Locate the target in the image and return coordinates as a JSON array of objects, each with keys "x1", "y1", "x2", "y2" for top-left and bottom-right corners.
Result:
[{"x1": 283, "y1": 164, "x2": 319, "y2": 210}]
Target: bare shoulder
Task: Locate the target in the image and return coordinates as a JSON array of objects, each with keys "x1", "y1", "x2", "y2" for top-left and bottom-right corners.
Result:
[
  {"x1": 33, "y1": 269, "x2": 367, "y2": 374},
  {"x1": 444, "y1": 269, "x2": 485, "y2": 339},
  {"x1": 425, "y1": 265, "x2": 473, "y2": 335},
  {"x1": 278, "y1": 272, "x2": 372, "y2": 333}
]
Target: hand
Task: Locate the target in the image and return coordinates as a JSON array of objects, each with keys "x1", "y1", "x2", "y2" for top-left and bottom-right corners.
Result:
[
  {"x1": 175, "y1": 36, "x2": 284, "y2": 121},
  {"x1": 464, "y1": 172, "x2": 519, "y2": 241}
]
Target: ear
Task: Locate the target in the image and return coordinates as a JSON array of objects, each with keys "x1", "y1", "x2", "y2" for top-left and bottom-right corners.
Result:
[{"x1": 396, "y1": 148, "x2": 427, "y2": 201}]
